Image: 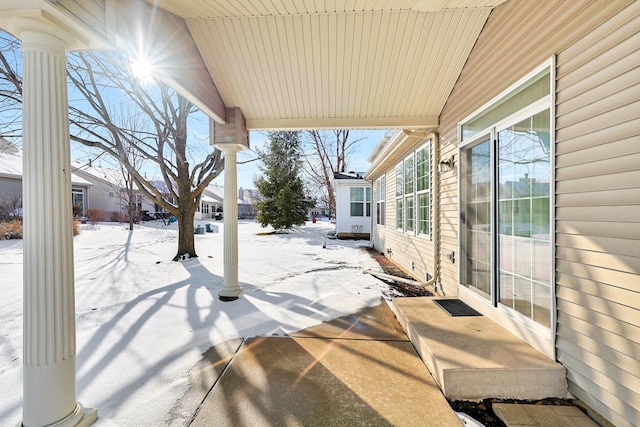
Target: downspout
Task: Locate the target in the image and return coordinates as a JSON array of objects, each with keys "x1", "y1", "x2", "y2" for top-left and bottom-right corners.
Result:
[
  {"x1": 368, "y1": 178, "x2": 374, "y2": 249},
  {"x1": 365, "y1": 131, "x2": 441, "y2": 294}
]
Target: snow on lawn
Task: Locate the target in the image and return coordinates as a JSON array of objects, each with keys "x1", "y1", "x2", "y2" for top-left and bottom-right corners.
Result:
[{"x1": 0, "y1": 219, "x2": 391, "y2": 426}]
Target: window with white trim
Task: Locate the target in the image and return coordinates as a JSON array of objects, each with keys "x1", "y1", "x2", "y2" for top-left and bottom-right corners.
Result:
[
  {"x1": 404, "y1": 154, "x2": 415, "y2": 232},
  {"x1": 395, "y1": 164, "x2": 403, "y2": 230},
  {"x1": 350, "y1": 187, "x2": 370, "y2": 217},
  {"x1": 394, "y1": 144, "x2": 432, "y2": 235},
  {"x1": 376, "y1": 175, "x2": 385, "y2": 226},
  {"x1": 416, "y1": 143, "x2": 431, "y2": 237}
]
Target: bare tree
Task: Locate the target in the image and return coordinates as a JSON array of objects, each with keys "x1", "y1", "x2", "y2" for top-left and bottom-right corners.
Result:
[
  {"x1": 0, "y1": 33, "x2": 22, "y2": 144},
  {"x1": 0, "y1": 31, "x2": 223, "y2": 260},
  {"x1": 66, "y1": 51, "x2": 223, "y2": 259},
  {"x1": 0, "y1": 194, "x2": 21, "y2": 222},
  {"x1": 303, "y1": 130, "x2": 364, "y2": 217}
]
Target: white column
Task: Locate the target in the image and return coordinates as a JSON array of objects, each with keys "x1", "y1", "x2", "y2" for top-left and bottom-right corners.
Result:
[
  {"x1": 217, "y1": 145, "x2": 244, "y2": 300},
  {"x1": 11, "y1": 21, "x2": 97, "y2": 427}
]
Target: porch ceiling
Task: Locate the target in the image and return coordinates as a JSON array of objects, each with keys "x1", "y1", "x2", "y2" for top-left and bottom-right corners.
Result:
[
  {"x1": 148, "y1": 0, "x2": 506, "y2": 130},
  {"x1": 1, "y1": 0, "x2": 508, "y2": 130}
]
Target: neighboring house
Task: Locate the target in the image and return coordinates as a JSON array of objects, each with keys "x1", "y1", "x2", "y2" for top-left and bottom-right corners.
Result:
[
  {"x1": 197, "y1": 183, "x2": 224, "y2": 220},
  {"x1": 197, "y1": 184, "x2": 262, "y2": 220},
  {"x1": 0, "y1": 137, "x2": 19, "y2": 155},
  {"x1": 1, "y1": 152, "x2": 92, "y2": 216},
  {"x1": 365, "y1": 2, "x2": 639, "y2": 427},
  {"x1": 238, "y1": 187, "x2": 261, "y2": 219},
  {"x1": 147, "y1": 180, "x2": 178, "y2": 214},
  {"x1": 71, "y1": 161, "x2": 155, "y2": 219},
  {"x1": 334, "y1": 172, "x2": 371, "y2": 239}
]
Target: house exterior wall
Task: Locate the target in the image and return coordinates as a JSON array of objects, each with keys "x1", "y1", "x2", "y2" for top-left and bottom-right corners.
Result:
[
  {"x1": 335, "y1": 179, "x2": 371, "y2": 238},
  {"x1": 84, "y1": 178, "x2": 125, "y2": 214},
  {"x1": 435, "y1": 1, "x2": 639, "y2": 426},
  {"x1": 370, "y1": 137, "x2": 436, "y2": 282},
  {"x1": 0, "y1": 176, "x2": 22, "y2": 202}
]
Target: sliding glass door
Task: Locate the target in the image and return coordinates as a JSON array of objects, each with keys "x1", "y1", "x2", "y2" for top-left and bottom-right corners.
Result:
[{"x1": 497, "y1": 110, "x2": 551, "y2": 326}]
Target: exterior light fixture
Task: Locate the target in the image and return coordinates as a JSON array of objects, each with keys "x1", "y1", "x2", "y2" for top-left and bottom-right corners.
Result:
[{"x1": 438, "y1": 155, "x2": 455, "y2": 173}]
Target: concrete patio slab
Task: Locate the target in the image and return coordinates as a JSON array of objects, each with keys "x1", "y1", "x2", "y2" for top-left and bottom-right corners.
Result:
[
  {"x1": 190, "y1": 300, "x2": 462, "y2": 426},
  {"x1": 288, "y1": 300, "x2": 408, "y2": 340},
  {"x1": 191, "y1": 336, "x2": 461, "y2": 427},
  {"x1": 493, "y1": 403, "x2": 599, "y2": 427},
  {"x1": 391, "y1": 297, "x2": 567, "y2": 400},
  {"x1": 167, "y1": 339, "x2": 243, "y2": 427}
]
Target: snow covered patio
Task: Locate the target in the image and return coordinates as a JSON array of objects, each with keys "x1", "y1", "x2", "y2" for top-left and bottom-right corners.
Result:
[{"x1": 0, "y1": 219, "x2": 405, "y2": 426}]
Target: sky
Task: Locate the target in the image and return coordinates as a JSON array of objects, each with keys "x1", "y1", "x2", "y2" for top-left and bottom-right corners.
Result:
[{"x1": 215, "y1": 129, "x2": 391, "y2": 189}]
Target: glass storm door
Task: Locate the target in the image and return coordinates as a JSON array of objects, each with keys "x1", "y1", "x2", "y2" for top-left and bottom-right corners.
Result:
[{"x1": 462, "y1": 136, "x2": 492, "y2": 300}]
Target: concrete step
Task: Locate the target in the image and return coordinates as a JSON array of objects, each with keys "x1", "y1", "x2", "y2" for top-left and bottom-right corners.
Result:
[{"x1": 391, "y1": 297, "x2": 568, "y2": 401}]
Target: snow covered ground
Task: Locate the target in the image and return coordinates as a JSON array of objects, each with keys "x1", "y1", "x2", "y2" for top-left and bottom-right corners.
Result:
[{"x1": 0, "y1": 219, "x2": 393, "y2": 426}]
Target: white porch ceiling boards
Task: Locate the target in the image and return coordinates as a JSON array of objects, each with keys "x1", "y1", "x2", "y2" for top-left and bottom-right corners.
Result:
[{"x1": 150, "y1": 0, "x2": 505, "y2": 130}]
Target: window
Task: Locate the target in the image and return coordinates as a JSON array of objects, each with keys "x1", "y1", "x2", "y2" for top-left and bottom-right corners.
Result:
[
  {"x1": 108, "y1": 191, "x2": 115, "y2": 198},
  {"x1": 460, "y1": 62, "x2": 553, "y2": 330},
  {"x1": 350, "y1": 187, "x2": 370, "y2": 217},
  {"x1": 72, "y1": 189, "x2": 84, "y2": 216},
  {"x1": 376, "y1": 176, "x2": 385, "y2": 226},
  {"x1": 416, "y1": 143, "x2": 431, "y2": 236},
  {"x1": 395, "y1": 164, "x2": 403, "y2": 229},
  {"x1": 394, "y1": 145, "x2": 432, "y2": 234},
  {"x1": 404, "y1": 154, "x2": 415, "y2": 232}
]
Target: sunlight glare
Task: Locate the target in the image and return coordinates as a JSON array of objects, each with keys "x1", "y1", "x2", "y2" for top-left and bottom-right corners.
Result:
[{"x1": 131, "y1": 57, "x2": 153, "y2": 79}]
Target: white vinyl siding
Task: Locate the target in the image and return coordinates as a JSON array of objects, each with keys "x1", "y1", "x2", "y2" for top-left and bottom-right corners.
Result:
[
  {"x1": 438, "y1": 1, "x2": 639, "y2": 426},
  {"x1": 335, "y1": 179, "x2": 371, "y2": 237},
  {"x1": 554, "y1": 3, "x2": 640, "y2": 425}
]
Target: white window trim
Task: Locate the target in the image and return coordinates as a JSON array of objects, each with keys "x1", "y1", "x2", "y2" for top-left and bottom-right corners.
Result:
[
  {"x1": 376, "y1": 175, "x2": 386, "y2": 226},
  {"x1": 395, "y1": 163, "x2": 403, "y2": 231},
  {"x1": 349, "y1": 186, "x2": 370, "y2": 218},
  {"x1": 416, "y1": 141, "x2": 432, "y2": 239},
  {"x1": 403, "y1": 153, "x2": 415, "y2": 234}
]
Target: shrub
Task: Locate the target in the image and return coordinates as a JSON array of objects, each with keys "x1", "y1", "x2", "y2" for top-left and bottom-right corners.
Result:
[
  {"x1": 85, "y1": 209, "x2": 105, "y2": 225},
  {"x1": 107, "y1": 211, "x2": 126, "y2": 222},
  {"x1": 0, "y1": 220, "x2": 23, "y2": 240},
  {"x1": 0, "y1": 219, "x2": 80, "y2": 239}
]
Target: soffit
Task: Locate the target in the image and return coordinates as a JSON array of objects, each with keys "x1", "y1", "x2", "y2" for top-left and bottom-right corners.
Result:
[{"x1": 149, "y1": 0, "x2": 505, "y2": 130}]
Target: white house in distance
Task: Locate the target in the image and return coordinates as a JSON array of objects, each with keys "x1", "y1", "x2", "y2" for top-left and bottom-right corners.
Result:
[
  {"x1": 333, "y1": 171, "x2": 371, "y2": 239},
  {"x1": 197, "y1": 183, "x2": 224, "y2": 220},
  {"x1": 0, "y1": 152, "x2": 92, "y2": 216}
]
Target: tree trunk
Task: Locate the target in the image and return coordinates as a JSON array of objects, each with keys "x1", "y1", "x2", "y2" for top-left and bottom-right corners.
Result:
[{"x1": 174, "y1": 206, "x2": 197, "y2": 260}]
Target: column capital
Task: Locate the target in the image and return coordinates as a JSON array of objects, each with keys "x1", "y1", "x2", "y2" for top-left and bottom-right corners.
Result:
[
  {"x1": 0, "y1": 2, "x2": 94, "y2": 51},
  {"x1": 3, "y1": 16, "x2": 78, "y2": 51},
  {"x1": 214, "y1": 143, "x2": 247, "y2": 154}
]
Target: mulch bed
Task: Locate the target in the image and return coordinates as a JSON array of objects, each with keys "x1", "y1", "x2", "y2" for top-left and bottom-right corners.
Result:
[
  {"x1": 450, "y1": 398, "x2": 580, "y2": 427},
  {"x1": 365, "y1": 248, "x2": 432, "y2": 297}
]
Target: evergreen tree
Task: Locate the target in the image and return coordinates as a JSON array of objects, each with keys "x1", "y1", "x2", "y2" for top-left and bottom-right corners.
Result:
[{"x1": 255, "y1": 131, "x2": 314, "y2": 230}]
